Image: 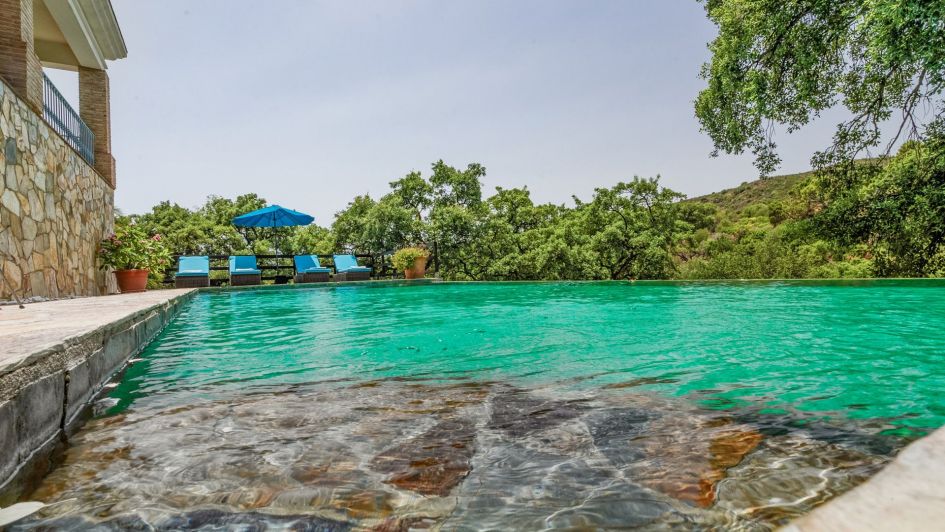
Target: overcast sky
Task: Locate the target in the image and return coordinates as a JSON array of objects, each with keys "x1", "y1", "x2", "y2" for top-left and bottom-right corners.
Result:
[{"x1": 48, "y1": 1, "x2": 848, "y2": 222}]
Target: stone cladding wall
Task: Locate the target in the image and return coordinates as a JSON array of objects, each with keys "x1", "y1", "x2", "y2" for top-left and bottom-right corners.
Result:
[{"x1": 1, "y1": 78, "x2": 115, "y2": 300}]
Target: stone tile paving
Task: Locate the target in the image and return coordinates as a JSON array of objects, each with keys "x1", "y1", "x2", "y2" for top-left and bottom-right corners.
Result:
[{"x1": 0, "y1": 289, "x2": 194, "y2": 377}]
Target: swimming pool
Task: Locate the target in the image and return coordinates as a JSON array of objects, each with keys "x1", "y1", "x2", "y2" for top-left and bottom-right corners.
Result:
[{"x1": 17, "y1": 281, "x2": 945, "y2": 530}]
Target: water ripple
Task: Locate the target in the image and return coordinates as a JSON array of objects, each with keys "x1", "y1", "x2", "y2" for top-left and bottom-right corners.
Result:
[{"x1": 15, "y1": 281, "x2": 945, "y2": 530}]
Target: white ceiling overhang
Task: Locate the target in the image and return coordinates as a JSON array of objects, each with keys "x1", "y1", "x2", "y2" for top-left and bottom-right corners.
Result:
[{"x1": 40, "y1": 0, "x2": 127, "y2": 70}]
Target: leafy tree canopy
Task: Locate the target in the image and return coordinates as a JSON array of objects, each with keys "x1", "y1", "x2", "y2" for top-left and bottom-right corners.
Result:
[
  {"x1": 696, "y1": 0, "x2": 945, "y2": 174},
  {"x1": 131, "y1": 145, "x2": 945, "y2": 282}
]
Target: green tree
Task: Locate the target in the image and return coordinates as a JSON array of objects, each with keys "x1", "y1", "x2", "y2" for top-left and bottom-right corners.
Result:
[
  {"x1": 389, "y1": 171, "x2": 433, "y2": 221},
  {"x1": 575, "y1": 177, "x2": 687, "y2": 279},
  {"x1": 331, "y1": 195, "x2": 377, "y2": 252},
  {"x1": 287, "y1": 225, "x2": 334, "y2": 256},
  {"x1": 696, "y1": 0, "x2": 945, "y2": 174},
  {"x1": 809, "y1": 134, "x2": 945, "y2": 276},
  {"x1": 430, "y1": 160, "x2": 485, "y2": 208}
]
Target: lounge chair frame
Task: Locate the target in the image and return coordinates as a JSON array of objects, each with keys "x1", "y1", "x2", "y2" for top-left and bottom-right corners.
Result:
[
  {"x1": 294, "y1": 271, "x2": 330, "y2": 283},
  {"x1": 175, "y1": 275, "x2": 210, "y2": 288},
  {"x1": 174, "y1": 255, "x2": 211, "y2": 288},
  {"x1": 334, "y1": 270, "x2": 370, "y2": 282},
  {"x1": 230, "y1": 273, "x2": 262, "y2": 286}
]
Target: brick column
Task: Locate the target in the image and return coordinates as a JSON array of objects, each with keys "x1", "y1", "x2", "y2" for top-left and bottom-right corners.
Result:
[
  {"x1": 78, "y1": 67, "x2": 115, "y2": 187},
  {"x1": 0, "y1": 0, "x2": 43, "y2": 112}
]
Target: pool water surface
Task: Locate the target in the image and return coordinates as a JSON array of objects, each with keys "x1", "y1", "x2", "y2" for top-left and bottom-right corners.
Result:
[{"x1": 16, "y1": 281, "x2": 945, "y2": 530}]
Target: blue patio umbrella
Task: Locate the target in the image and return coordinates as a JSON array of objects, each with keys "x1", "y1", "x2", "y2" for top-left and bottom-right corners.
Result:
[
  {"x1": 232, "y1": 205, "x2": 314, "y2": 255},
  {"x1": 232, "y1": 205, "x2": 314, "y2": 228}
]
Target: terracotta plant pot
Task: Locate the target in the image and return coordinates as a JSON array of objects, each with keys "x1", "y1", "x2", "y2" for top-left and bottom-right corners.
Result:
[
  {"x1": 404, "y1": 256, "x2": 427, "y2": 279},
  {"x1": 114, "y1": 269, "x2": 149, "y2": 293}
]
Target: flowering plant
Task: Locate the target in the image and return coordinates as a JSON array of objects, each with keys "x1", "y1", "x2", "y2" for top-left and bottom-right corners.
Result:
[{"x1": 98, "y1": 220, "x2": 171, "y2": 272}]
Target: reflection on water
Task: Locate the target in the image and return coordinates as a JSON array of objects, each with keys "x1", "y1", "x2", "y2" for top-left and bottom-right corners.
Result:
[
  {"x1": 17, "y1": 380, "x2": 896, "y2": 530},
  {"x1": 12, "y1": 281, "x2": 945, "y2": 530}
]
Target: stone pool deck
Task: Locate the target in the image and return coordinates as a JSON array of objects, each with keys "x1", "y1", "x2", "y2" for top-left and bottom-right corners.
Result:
[
  {"x1": 785, "y1": 424, "x2": 945, "y2": 531},
  {"x1": 0, "y1": 289, "x2": 196, "y2": 502}
]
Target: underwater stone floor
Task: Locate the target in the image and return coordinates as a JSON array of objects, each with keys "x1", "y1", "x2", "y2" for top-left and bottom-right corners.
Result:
[{"x1": 11, "y1": 379, "x2": 900, "y2": 531}]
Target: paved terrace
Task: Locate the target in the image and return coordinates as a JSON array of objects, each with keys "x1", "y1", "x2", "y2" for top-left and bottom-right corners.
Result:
[{"x1": 0, "y1": 290, "x2": 194, "y2": 378}]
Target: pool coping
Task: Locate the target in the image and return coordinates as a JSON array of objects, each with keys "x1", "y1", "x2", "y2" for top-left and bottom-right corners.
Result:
[
  {"x1": 783, "y1": 424, "x2": 945, "y2": 531},
  {"x1": 186, "y1": 277, "x2": 945, "y2": 292},
  {"x1": 0, "y1": 289, "x2": 197, "y2": 503}
]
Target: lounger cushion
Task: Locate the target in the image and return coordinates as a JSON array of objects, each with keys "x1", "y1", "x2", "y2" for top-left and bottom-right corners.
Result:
[
  {"x1": 295, "y1": 255, "x2": 318, "y2": 269},
  {"x1": 176, "y1": 256, "x2": 209, "y2": 277},
  {"x1": 339, "y1": 266, "x2": 371, "y2": 272},
  {"x1": 333, "y1": 254, "x2": 372, "y2": 273},
  {"x1": 176, "y1": 270, "x2": 209, "y2": 277},
  {"x1": 229, "y1": 255, "x2": 260, "y2": 275},
  {"x1": 294, "y1": 255, "x2": 331, "y2": 274}
]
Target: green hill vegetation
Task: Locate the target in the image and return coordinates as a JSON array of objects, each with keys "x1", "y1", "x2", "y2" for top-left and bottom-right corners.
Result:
[
  {"x1": 691, "y1": 158, "x2": 883, "y2": 212},
  {"x1": 689, "y1": 169, "x2": 816, "y2": 212},
  {"x1": 130, "y1": 139, "x2": 944, "y2": 282}
]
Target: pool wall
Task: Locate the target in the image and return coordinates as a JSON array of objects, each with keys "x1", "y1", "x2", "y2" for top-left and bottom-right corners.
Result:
[{"x1": 0, "y1": 289, "x2": 196, "y2": 504}]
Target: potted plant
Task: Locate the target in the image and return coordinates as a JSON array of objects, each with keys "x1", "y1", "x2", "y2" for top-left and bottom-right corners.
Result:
[
  {"x1": 99, "y1": 221, "x2": 171, "y2": 293},
  {"x1": 392, "y1": 247, "x2": 430, "y2": 279}
]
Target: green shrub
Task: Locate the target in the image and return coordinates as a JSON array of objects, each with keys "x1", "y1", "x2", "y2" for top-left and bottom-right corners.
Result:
[{"x1": 391, "y1": 247, "x2": 430, "y2": 271}]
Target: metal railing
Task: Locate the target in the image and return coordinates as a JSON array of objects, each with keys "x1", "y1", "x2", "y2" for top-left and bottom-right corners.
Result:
[{"x1": 42, "y1": 73, "x2": 95, "y2": 164}]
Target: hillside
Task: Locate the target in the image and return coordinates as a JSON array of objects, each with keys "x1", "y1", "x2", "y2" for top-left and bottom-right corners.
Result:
[
  {"x1": 688, "y1": 168, "x2": 817, "y2": 211},
  {"x1": 691, "y1": 159, "x2": 885, "y2": 211}
]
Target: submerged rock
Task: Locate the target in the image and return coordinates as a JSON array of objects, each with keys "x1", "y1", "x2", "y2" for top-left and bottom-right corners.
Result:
[
  {"x1": 543, "y1": 483, "x2": 676, "y2": 529},
  {"x1": 602, "y1": 376, "x2": 680, "y2": 389},
  {"x1": 715, "y1": 434, "x2": 889, "y2": 525},
  {"x1": 160, "y1": 509, "x2": 350, "y2": 531},
  {"x1": 371, "y1": 418, "x2": 477, "y2": 496},
  {"x1": 17, "y1": 380, "x2": 905, "y2": 530},
  {"x1": 8, "y1": 509, "x2": 351, "y2": 531},
  {"x1": 488, "y1": 387, "x2": 588, "y2": 436},
  {"x1": 586, "y1": 407, "x2": 653, "y2": 467},
  {"x1": 587, "y1": 406, "x2": 763, "y2": 508}
]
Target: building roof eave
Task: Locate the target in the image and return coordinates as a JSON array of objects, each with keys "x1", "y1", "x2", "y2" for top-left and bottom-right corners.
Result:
[
  {"x1": 41, "y1": 0, "x2": 126, "y2": 70},
  {"x1": 76, "y1": 0, "x2": 127, "y2": 61}
]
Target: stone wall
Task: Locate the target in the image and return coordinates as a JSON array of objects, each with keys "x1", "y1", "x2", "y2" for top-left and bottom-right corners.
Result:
[{"x1": 0, "y1": 77, "x2": 116, "y2": 301}]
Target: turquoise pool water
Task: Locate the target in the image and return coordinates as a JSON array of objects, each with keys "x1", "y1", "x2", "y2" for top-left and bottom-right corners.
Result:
[
  {"x1": 20, "y1": 281, "x2": 945, "y2": 530},
  {"x1": 120, "y1": 280, "x2": 945, "y2": 432}
]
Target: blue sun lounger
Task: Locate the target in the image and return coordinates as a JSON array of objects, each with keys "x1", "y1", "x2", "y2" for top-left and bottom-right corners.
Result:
[
  {"x1": 332, "y1": 254, "x2": 371, "y2": 281},
  {"x1": 229, "y1": 255, "x2": 261, "y2": 286},
  {"x1": 294, "y1": 255, "x2": 331, "y2": 283},
  {"x1": 174, "y1": 255, "x2": 210, "y2": 288}
]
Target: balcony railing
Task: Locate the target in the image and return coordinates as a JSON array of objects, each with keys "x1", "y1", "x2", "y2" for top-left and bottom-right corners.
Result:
[{"x1": 42, "y1": 73, "x2": 95, "y2": 164}]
